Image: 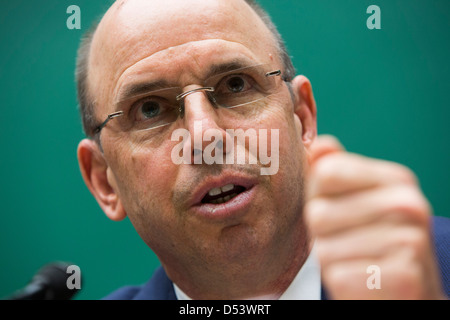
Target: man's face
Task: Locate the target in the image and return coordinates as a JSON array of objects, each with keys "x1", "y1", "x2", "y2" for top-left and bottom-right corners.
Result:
[{"x1": 88, "y1": 0, "x2": 314, "y2": 281}]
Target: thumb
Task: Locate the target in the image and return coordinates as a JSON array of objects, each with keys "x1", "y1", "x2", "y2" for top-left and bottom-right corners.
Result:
[{"x1": 308, "y1": 134, "x2": 345, "y2": 165}]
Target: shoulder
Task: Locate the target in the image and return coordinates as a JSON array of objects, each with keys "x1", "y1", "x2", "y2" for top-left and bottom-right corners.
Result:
[
  {"x1": 432, "y1": 215, "x2": 450, "y2": 238},
  {"x1": 102, "y1": 266, "x2": 176, "y2": 300},
  {"x1": 431, "y1": 216, "x2": 450, "y2": 297},
  {"x1": 432, "y1": 215, "x2": 450, "y2": 252},
  {"x1": 101, "y1": 285, "x2": 142, "y2": 300}
]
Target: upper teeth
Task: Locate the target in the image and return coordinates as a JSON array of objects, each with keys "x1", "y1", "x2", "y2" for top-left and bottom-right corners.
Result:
[{"x1": 208, "y1": 183, "x2": 234, "y2": 196}]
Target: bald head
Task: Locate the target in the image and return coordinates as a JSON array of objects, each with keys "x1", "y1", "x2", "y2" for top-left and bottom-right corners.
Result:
[{"x1": 76, "y1": 0, "x2": 295, "y2": 137}]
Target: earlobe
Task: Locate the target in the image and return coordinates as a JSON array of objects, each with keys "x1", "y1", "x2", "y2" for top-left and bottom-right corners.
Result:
[
  {"x1": 291, "y1": 75, "x2": 318, "y2": 149},
  {"x1": 77, "y1": 139, "x2": 127, "y2": 221}
]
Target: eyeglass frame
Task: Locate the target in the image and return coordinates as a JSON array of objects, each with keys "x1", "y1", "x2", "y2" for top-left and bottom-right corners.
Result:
[{"x1": 93, "y1": 67, "x2": 284, "y2": 136}]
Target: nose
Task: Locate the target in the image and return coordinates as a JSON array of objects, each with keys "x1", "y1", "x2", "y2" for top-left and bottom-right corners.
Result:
[{"x1": 180, "y1": 88, "x2": 231, "y2": 164}]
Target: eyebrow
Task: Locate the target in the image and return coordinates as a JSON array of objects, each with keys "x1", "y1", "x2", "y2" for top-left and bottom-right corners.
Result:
[
  {"x1": 115, "y1": 79, "x2": 170, "y2": 106},
  {"x1": 204, "y1": 60, "x2": 251, "y2": 80},
  {"x1": 115, "y1": 59, "x2": 255, "y2": 107}
]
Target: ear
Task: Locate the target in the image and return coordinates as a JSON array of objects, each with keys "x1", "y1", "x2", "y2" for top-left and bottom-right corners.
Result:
[
  {"x1": 291, "y1": 75, "x2": 317, "y2": 149},
  {"x1": 77, "y1": 139, "x2": 127, "y2": 221}
]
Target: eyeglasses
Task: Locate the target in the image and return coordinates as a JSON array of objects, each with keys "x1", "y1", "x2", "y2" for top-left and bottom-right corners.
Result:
[{"x1": 94, "y1": 64, "x2": 284, "y2": 138}]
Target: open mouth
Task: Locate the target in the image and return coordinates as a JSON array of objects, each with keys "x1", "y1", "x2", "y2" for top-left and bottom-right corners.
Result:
[{"x1": 201, "y1": 184, "x2": 247, "y2": 204}]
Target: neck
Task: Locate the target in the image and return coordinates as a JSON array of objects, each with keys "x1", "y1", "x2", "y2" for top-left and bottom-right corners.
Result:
[{"x1": 164, "y1": 221, "x2": 312, "y2": 299}]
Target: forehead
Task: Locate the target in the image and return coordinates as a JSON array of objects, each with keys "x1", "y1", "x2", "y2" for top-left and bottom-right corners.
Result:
[
  {"x1": 114, "y1": 40, "x2": 269, "y2": 102},
  {"x1": 88, "y1": 0, "x2": 278, "y2": 112}
]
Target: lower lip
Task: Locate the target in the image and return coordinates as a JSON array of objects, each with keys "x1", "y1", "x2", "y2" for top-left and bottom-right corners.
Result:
[{"x1": 191, "y1": 186, "x2": 256, "y2": 221}]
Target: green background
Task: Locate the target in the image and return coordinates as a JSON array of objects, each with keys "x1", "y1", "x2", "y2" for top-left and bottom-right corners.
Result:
[{"x1": 0, "y1": 0, "x2": 448, "y2": 300}]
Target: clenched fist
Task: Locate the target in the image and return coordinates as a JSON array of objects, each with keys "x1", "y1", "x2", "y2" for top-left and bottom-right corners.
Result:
[{"x1": 304, "y1": 135, "x2": 445, "y2": 299}]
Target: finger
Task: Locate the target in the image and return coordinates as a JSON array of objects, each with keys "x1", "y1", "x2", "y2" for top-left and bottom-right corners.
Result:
[
  {"x1": 321, "y1": 242, "x2": 439, "y2": 300},
  {"x1": 305, "y1": 184, "x2": 431, "y2": 237},
  {"x1": 315, "y1": 222, "x2": 429, "y2": 267},
  {"x1": 308, "y1": 134, "x2": 345, "y2": 164},
  {"x1": 321, "y1": 259, "x2": 385, "y2": 300},
  {"x1": 307, "y1": 152, "x2": 418, "y2": 198}
]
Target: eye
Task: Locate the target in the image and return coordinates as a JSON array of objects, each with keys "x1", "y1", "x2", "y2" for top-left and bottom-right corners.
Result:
[
  {"x1": 226, "y1": 76, "x2": 246, "y2": 93},
  {"x1": 141, "y1": 101, "x2": 160, "y2": 118},
  {"x1": 216, "y1": 74, "x2": 254, "y2": 95},
  {"x1": 134, "y1": 98, "x2": 168, "y2": 122}
]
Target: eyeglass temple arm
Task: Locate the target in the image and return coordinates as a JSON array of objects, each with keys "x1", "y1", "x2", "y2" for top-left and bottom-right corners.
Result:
[
  {"x1": 94, "y1": 111, "x2": 124, "y2": 134},
  {"x1": 267, "y1": 69, "x2": 292, "y2": 82},
  {"x1": 266, "y1": 70, "x2": 281, "y2": 77}
]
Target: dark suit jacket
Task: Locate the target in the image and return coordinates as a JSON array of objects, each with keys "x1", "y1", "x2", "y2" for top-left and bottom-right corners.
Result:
[{"x1": 103, "y1": 216, "x2": 450, "y2": 300}]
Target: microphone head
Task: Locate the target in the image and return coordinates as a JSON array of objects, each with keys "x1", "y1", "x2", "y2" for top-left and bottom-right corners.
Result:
[
  {"x1": 32, "y1": 261, "x2": 80, "y2": 300},
  {"x1": 7, "y1": 261, "x2": 82, "y2": 300}
]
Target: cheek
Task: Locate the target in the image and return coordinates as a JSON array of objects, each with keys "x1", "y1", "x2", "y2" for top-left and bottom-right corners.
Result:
[
  {"x1": 262, "y1": 100, "x2": 307, "y2": 203},
  {"x1": 106, "y1": 137, "x2": 179, "y2": 215},
  {"x1": 108, "y1": 141, "x2": 183, "y2": 250},
  {"x1": 133, "y1": 150, "x2": 177, "y2": 205},
  {"x1": 293, "y1": 113, "x2": 303, "y2": 136},
  {"x1": 256, "y1": 97, "x2": 305, "y2": 161},
  {"x1": 276, "y1": 118, "x2": 306, "y2": 186}
]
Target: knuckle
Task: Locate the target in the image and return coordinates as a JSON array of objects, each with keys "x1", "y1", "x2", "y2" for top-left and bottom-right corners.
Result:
[
  {"x1": 389, "y1": 264, "x2": 424, "y2": 298},
  {"x1": 387, "y1": 185, "x2": 431, "y2": 224},
  {"x1": 315, "y1": 135, "x2": 344, "y2": 151},
  {"x1": 322, "y1": 264, "x2": 364, "y2": 298},
  {"x1": 397, "y1": 227, "x2": 429, "y2": 256},
  {"x1": 323, "y1": 266, "x2": 348, "y2": 292},
  {"x1": 312, "y1": 155, "x2": 342, "y2": 187},
  {"x1": 304, "y1": 199, "x2": 330, "y2": 234},
  {"x1": 315, "y1": 241, "x2": 332, "y2": 265},
  {"x1": 390, "y1": 163, "x2": 418, "y2": 185},
  {"x1": 317, "y1": 134, "x2": 341, "y2": 146}
]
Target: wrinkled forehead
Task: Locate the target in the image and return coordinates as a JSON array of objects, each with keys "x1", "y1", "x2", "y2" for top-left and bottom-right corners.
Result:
[
  {"x1": 92, "y1": 0, "x2": 275, "y2": 64},
  {"x1": 87, "y1": 0, "x2": 278, "y2": 112}
]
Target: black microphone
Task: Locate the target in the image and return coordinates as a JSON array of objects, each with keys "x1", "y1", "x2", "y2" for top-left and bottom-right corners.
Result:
[{"x1": 7, "y1": 262, "x2": 81, "y2": 300}]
